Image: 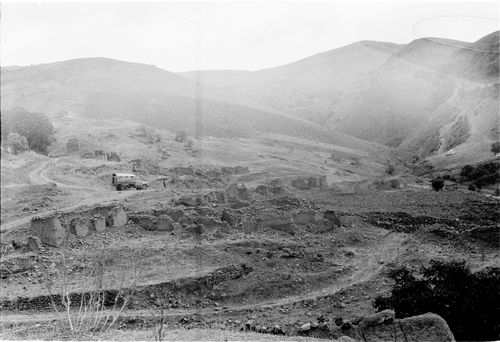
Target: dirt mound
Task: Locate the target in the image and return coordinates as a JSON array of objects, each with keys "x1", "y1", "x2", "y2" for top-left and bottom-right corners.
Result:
[
  {"x1": 365, "y1": 212, "x2": 455, "y2": 233},
  {"x1": 0, "y1": 264, "x2": 253, "y2": 311},
  {"x1": 365, "y1": 208, "x2": 499, "y2": 246}
]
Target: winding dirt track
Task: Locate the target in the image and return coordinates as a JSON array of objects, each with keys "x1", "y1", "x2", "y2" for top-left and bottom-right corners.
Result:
[
  {"x1": 0, "y1": 232, "x2": 407, "y2": 324},
  {"x1": 0, "y1": 158, "x2": 142, "y2": 233}
]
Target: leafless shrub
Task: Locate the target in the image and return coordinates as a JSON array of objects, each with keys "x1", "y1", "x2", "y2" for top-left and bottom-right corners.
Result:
[
  {"x1": 150, "y1": 301, "x2": 167, "y2": 342},
  {"x1": 44, "y1": 246, "x2": 140, "y2": 336}
]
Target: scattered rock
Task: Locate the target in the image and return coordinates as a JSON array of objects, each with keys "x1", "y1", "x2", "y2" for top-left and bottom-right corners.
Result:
[
  {"x1": 245, "y1": 319, "x2": 255, "y2": 331},
  {"x1": 299, "y1": 322, "x2": 311, "y2": 332},
  {"x1": 272, "y1": 325, "x2": 284, "y2": 335}
]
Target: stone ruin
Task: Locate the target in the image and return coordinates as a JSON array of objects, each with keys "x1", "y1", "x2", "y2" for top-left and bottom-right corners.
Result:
[
  {"x1": 29, "y1": 216, "x2": 66, "y2": 247},
  {"x1": 81, "y1": 151, "x2": 95, "y2": 159},
  {"x1": 95, "y1": 150, "x2": 106, "y2": 159},
  {"x1": 226, "y1": 183, "x2": 250, "y2": 201},
  {"x1": 80, "y1": 150, "x2": 121, "y2": 161},
  {"x1": 258, "y1": 208, "x2": 341, "y2": 233},
  {"x1": 107, "y1": 151, "x2": 121, "y2": 162},
  {"x1": 30, "y1": 205, "x2": 128, "y2": 247}
]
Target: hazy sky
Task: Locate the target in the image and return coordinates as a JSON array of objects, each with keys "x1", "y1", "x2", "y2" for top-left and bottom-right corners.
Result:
[{"x1": 1, "y1": 1, "x2": 498, "y2": 71}]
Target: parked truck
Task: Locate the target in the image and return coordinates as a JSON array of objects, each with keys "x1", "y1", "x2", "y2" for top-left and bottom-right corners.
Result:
[{"x1": 112, "y1": 173, "x2": 148, "y2": 191}]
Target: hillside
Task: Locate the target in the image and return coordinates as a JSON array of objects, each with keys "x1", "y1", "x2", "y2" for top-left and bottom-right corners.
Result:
[
  {"x1": 0, "y1": 57, "x2": 384, "y2": 154},
  {"x1": 181, "y1": 32, "x2": 499, "y2": 162},
  {"x1": 181, "y1": 41, "x2": 403, "y2": 124}
]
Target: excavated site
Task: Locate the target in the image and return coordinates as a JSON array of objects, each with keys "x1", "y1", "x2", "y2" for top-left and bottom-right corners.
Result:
[{"x1": 1, "y1": 138, "x2": 498, "y2": 341}]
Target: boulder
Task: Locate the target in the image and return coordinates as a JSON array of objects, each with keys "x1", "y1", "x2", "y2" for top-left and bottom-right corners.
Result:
[
  {"x1": 299, "y1": 323, "x2": 311, "y2": 332},
  {"x1": 398, "y1": 313, "x2": 455, "y2": 342},
  {"x1": 358, "y1": 309, "x2": 394, "y2": 330},
  {"x1": 354, "y1": 311, "x2": 455, "y2": 342}
]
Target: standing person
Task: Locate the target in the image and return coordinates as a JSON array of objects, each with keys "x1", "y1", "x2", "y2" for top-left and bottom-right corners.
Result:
[{"x1": 163, "y1": 179, "x2": 166, "y2": 189}]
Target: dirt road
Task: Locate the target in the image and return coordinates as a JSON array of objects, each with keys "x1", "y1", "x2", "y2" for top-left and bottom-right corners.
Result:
[
  {"x1": 0, "y1": 231, "x2": 407, "y2": 324},
  {"x1": 1, "y1": 158, "x2": 145, "y2": 233}
]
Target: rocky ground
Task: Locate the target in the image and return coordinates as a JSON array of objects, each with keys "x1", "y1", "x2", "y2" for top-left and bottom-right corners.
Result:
[{"x1": 0, "y1": 118, "x2": 498, "y2": 341}]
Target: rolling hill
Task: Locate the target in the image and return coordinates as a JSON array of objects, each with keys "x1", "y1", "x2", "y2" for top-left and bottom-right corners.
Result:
[
  {"x1": 1, "y1": 32, "x2": 498, "y2": 164},
  {"x1": 181, "y1": 31, "x2": 499, "y2": 161},
  {"x1": 0, "y1": 57, "x2": 384, "y2": 154}
]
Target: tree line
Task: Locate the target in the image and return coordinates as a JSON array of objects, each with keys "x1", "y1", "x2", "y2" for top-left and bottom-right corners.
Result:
[{"x1": 1, "y1": 108, "x2": 54, "y2": 155}]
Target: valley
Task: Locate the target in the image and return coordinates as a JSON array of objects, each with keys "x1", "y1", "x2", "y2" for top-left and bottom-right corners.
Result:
[
  {"x1": 1, "y1": 114, "x2": 498, "y2": 340},
  {"x1": 0, "y1": 30, "x2": 499, "y2": 341}
]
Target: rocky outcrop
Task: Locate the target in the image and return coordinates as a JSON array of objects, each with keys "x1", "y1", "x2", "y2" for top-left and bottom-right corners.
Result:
[{"x1": 331, "y1": 310, "x2": 455, "y2": 342}]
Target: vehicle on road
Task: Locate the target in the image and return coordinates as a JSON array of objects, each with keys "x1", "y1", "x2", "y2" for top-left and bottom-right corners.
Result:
[{"x1": 112, "y1": 173, "x2": 148, "y2": 191}]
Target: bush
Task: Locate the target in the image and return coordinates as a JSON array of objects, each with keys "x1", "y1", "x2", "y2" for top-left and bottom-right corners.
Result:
[
  {"x1": 431, "y1": 179, "x2": 444, "y2": 191},
  {"x1": 6, "y1": 132, "x2": 29, "y2": 154},
  {"x1": 373, "y1": 260, "x2": 500, "y2": 341},
  {"x1": 460, "y1": 164, "x2": 474, "y2": 178},
  {"x1": 1, "y1": 108, "x2": 53, "y2": 154},
  {"x1": 491, "y1": 141, "x2": 500, "y2": 155},
  {"x1": 442, "y1": 174, "x2": 451, "y2": 180},
  {"x1": 45, "y1": 248, "x2": 139, "y2": 336},
  {"x1": 460, "y1": 162, "x2": 500, "y2": 187},
  {"x1": 474, "y1": 173, "x2": 500, "y2": 188}
]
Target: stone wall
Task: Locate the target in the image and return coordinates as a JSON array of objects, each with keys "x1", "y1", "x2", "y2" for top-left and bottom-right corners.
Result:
[
  {"x1": 29, "y1": 205, "x2": 128, "y2": 246},
  {"x1": 29, "y1": 216, "x2": 66, "y2": 247}
]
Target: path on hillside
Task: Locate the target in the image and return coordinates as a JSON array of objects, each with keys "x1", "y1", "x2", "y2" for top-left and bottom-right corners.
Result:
[
  {"x1": 0, "y1": 232, "x2": 407, "y2": 324},
  {"x1": 1, "y1": 158, "x2": 145, "y2": 233},
  {"x1": 28, "y1": 158, "x2": 101, "y2": 191}
]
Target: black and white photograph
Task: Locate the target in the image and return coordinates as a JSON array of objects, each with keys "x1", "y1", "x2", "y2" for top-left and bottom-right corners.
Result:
[{"x1": 0, "y1": 0, "x2": 499, "y2": 340}]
